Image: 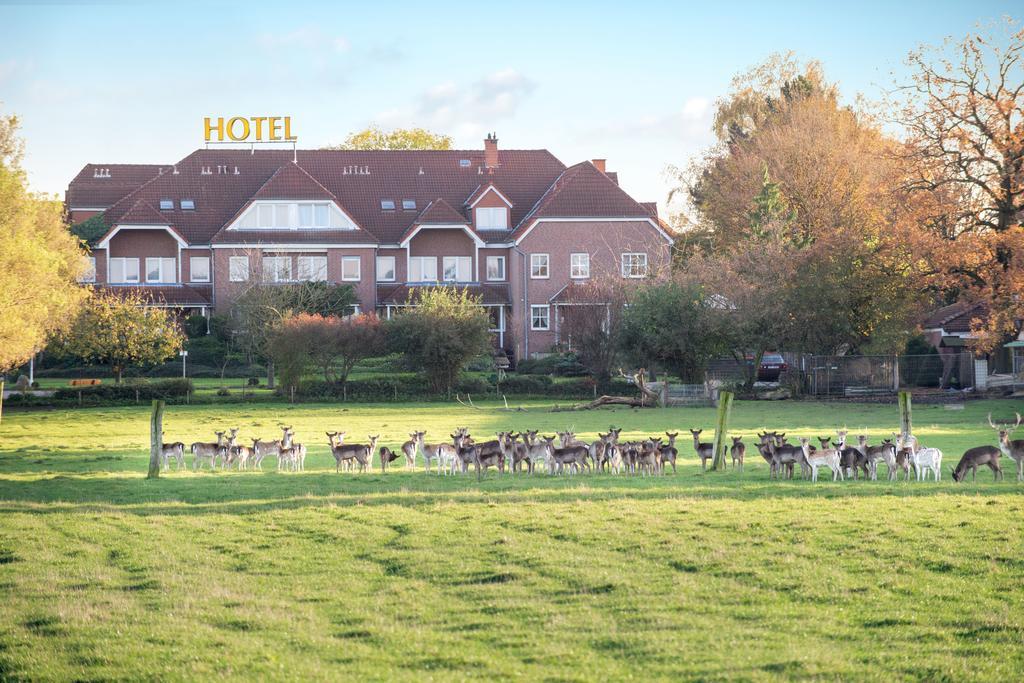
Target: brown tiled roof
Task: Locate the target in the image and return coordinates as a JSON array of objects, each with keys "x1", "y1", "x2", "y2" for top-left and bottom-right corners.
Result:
[
  {"x1": 465, "y1": 182, "x2": 512, "y2": 207},
  {"x1": 74, "y1": 148, "x2": 658, "y2": 247},
  {"x1": 414, "y1": 198, "x2": 470, "y2": 225},
  {"x1": 511, "y1": 161, "x2": 653, "y2": 239},
  {"x1": 923, "y1": 300, "x2": 988, "y2": 334},
  {"x1": 116, "y1": 199, "x2": 170, "y2": 225},
  {"x1": 252, "y1": 162, "x2": 341, "y2": 202},
  {"x1": 377, "y1": 282, "x2": 511, "y2": 306},
  {"x1": 96, "y1": 284, "x2": 212, "y2": 307},
  {"x1": 66, "y1": 164, "x2": 169, "y2": 209}
]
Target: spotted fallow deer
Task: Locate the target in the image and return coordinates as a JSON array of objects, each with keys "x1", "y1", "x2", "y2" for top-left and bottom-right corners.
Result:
[
  {"x1": 191, "y1": 430, "x2": 226, "y2": 471},
  {"x1": 690, "y1": 429, "x2": 714, "y2": 471},
  {"x1": 160, "y1": 432, "x2": 186, "y2": 471},
  {"x1": 730, "y1": 436, "x2": 746, "y2": 471},
  {"x1": 990, "y1": 412, "x2": 1024, "y2": 482}
]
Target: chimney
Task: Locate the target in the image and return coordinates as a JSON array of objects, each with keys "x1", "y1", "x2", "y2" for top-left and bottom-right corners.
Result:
[
  {"x1": 591, "y1": 159, "x2": 606, "y2": 173},
  {"x1": 484, "y1": 132, "x2": 499, "y2": 171}
]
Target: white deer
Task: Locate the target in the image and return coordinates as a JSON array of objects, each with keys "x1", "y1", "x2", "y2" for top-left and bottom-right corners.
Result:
[{"x1": 799, "y1": 437, "x2": 843, "y2": 482}]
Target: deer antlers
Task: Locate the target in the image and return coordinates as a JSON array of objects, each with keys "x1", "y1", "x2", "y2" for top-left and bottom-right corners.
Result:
[{"x1": 987, "y1": 412, "x2": 1022, "y2": 432}]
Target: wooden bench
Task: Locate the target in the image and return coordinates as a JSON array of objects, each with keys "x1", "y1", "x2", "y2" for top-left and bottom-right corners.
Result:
[{"x1": 69, "y1": 379, "x2": 102, "y2": 387}]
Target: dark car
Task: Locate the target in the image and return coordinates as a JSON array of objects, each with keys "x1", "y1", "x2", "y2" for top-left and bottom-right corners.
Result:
[{"x1": 745, "y1": 352, "x2": 789, "y2": 382}]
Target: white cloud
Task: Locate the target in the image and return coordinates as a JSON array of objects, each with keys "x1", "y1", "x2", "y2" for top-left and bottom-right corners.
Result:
[{"x1": 377, "y1": 68, "x2": 536, "y2": 134}]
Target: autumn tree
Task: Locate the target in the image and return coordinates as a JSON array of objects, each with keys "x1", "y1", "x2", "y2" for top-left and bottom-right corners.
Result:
[
  {"x1": 559, "y1": 279, "x2": 629, "y2": 389},
  {"x1": 619, "y1": 280, "x2": 725, "y2": 383},
  {"x1": 0, "y1": 110, "x2": 87, "y2": 371},
  {"x1": 673, "y1": 55, "x2": 927, "y2": 356},
  {"x1": 51, "y1": 289, "x2": 184, "y2": 383},
  {"x1": 897, "y1": 21, "x2": 1024, "y2": 350},
  {"x1": 267, "y1": 312, "x2": 384, "y2": 394},
  {"x1": 325, "y1": 125, "x2": 453, "y2": 150},
  {"x1": 385, "y1": 287, "x2": 491, "y2": 393}
]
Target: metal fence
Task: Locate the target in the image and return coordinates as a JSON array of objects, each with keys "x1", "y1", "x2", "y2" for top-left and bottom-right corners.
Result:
[
  {"x1": 647, "y1": 382, "x2": 714, "y2": 407},
  {"x1": 706, "y1": 352, "x2": 977, "y2": 397}
]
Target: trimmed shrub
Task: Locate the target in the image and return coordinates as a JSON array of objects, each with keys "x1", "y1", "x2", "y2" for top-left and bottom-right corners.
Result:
[{"x1": 53, "y1": 378, "x2": 193, "y2": 403}]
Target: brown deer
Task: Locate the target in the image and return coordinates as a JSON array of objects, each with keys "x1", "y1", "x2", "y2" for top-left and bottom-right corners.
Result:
[
  {"x1": 659, "y1": 432, "x2": 679, "y2": 474},
  {"x1": 160, "y1": 432, "x2": 186, "y2": 471},
  {"x1": 989, "y1": 412, "x2": 1024, "y2": 482},
  {"x1": 542, "y1": 436, "x2": 589, "y2": 475},
  {"x1": 330, "y1": 435, "x2": 379, "y2": 473},
  {"x1": 508, "y1": 433, "x2": 534, "y2": 474},
  {"x1": 402, "y1": 431, "x2": 423, "y2": 469},
  {"x1": 951, "y1": 444, "x2": 1002, "y2": 482},
  {"x1": 379, "y1": 446, "x2": 400, "y2": 472},
  {"x1": 730, "y1": 436, "x2": 745, "y2": 471},
  {"x1": 191, "y1": 430, "x2": 227, "y2": 471},
  {"x1": 690, "y1": 429, "x2": 714, "y2": 471}
]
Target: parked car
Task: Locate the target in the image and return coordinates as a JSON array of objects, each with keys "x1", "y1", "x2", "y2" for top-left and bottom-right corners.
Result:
[{"x1": 745, "y1": 353, "x2": 789, "y2": 382}]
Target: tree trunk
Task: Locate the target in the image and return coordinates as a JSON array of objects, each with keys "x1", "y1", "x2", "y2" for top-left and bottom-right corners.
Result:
[
  {"x1": 116, "y1": 365, "x2": 123, "y2": 385},
  {"x1": 710, "y1": 391, "x2": 734, "y2": 471},
  {"x1": 899, "y1": 391, "x2": 912, "y2": 441},
  {"x1": 0, "y1": 380, "x2": 5, "y2": 425},
  {"x1": 266, "y1": 359, "x2": 275, "y2": 389},
  {"x1": 147, "y1": 399, "x2": 164, "y2": 479}
]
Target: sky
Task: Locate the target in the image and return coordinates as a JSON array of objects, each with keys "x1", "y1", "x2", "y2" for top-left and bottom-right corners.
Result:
[{"x1": 0, "y1": 0, "x2": 1019, "y2": 216}]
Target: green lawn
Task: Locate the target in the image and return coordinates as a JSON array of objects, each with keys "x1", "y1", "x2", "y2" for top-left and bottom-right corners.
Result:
[{"x1": 1, "y1": 398, "x2": 1023, "y2": 681}]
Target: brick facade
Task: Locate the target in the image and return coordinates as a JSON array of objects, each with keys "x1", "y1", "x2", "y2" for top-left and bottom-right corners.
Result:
[{"x1": 67, "y1": 138, "x2": 673, "y2": 359}]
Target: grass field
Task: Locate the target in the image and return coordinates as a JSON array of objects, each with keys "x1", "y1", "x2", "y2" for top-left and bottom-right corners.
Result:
[{"x1": 1, "y1": 398, "x2": 1023, "y2": 681}]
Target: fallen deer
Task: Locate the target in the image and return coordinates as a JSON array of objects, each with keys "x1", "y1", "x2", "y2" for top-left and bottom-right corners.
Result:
[
  {"x1": 990, "y1": 412, "x2": 1024, "y2": 482},
  {"x1": 951, "y1": 444, "x2": 1002, "y2": 482}
]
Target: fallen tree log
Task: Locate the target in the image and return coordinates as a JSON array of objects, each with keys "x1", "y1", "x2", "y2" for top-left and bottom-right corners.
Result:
[{"x1": 551, "y1": 395, "x2": 647, "y2": 412}]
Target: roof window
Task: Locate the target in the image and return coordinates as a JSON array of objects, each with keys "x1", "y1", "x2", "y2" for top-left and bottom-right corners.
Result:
[
  {"x1": 402, "y1": 199, "x2": 416, "y2": 210},
  {"x1": 180, "y1": 199, "x2": 196, "y2": 210},
  {"x1": 159, "y1": 199, "x2": 174, "y2": 210},
  {"x1": 380, "y1": 200, "x2": 396, "y2": 211},
  {"x1": 459, "y1": 159, "x2": 471, "y2": 168}
]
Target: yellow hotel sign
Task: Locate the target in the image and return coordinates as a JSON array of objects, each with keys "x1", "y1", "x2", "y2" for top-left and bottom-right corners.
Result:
[{"x1": 204, "y1": 116, "x2": 296, "y2": 142}]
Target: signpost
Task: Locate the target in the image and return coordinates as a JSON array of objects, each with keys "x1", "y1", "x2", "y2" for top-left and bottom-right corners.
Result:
[{"x1": 180, "y1": 349, "x2": 188, "y2": 378}]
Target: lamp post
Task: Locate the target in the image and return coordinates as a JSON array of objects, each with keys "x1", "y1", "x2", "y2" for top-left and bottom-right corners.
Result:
[{"x1": 179, "y1": 349, "x2": 188, "y2": 378}]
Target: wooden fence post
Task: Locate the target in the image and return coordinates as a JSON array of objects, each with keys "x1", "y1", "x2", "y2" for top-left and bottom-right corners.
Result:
[
  {"x1": 147, "y1": 399, "x2": 164, "y2": 479},
  {"x1": 711, "y1": 390, "x2": 734, "y2": 471},
  {"x1": 898, "y1": 390, "x2": 912, "y2": 440}
]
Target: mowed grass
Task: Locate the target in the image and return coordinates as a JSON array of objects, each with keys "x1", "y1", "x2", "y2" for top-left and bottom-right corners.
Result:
[{"x1": 1, "y1": 399, "x2": 1023, "y2": 681}]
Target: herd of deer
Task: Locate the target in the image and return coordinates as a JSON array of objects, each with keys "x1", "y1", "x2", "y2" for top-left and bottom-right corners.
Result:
[
  {"x1": 158, "y1": 413, "x2": 1024, "y2": 483},
  {"x1": 157, "y1": 425, "x2": 308, "y2": 472}
]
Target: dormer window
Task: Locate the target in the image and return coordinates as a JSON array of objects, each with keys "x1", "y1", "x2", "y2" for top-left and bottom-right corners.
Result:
[
  {"x1": 380, "y1": 200, "x2": 396, "y2": 211},
  {"x1": 180, "y1": 199, "x2": 195, "y2": 210},
  {"x1": 234, "y1": 201, "x2": 355, "y2": 230},
  {"x1": 476, "y1": 207, "x2": 508, "y2": 230},
  {"x1": 159, "y1": 199, "x2": 174, "y2": 210},
  {"x1": 402, "y1": 199, "x2": 416, "y2": 210}
]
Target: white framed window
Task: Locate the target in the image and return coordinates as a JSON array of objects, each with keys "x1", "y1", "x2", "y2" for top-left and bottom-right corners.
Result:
[
  {"x1": 530, "y1": 305, "x2": 550, "y2": 331},
  {"x1": 409, "y1": 256, "x2": 437, "y2": 282},
  {"x1": 621, "y1": 253, "x2": 648, "y2": 278},
  {"x1": 476, "y1": 207, "x2": 508, "y2": 230},
  {"x1": 530, "y1": 253, "x2": 549, "y2": 279},
  {"x1": 190, "y1": 256, "x2": 210, "y2": 282},
  {"x1": 402, "y1": 199, "x2": 416, "y2": 210},
  {"x1": 257, "y1": 204, "x2": 274, "y2": 228},
  {"x1": 262, "y1": 256, "x2": 292, "y2": 283},
  {"x1": 570, "y1": 253, "x2": 590, "y2": 279},
  {"x1": 159, "y1": 199, "x2": 174, "y2": 210},
  {"x1": 180, "y1": 199, "x2": 195, "y2": 210},
  {"x1": 80, "y1": 256, "x2": 96, "y2": 283},
  {"x1": 274, "y1": 204, "x2": 290, "y2": 227},
  {"x1": 376, "y1": 256, "x2": 396, "y2": 282},
  {"x1": 341, "y1": 256, "x2": 361, "y2": 281},
  {"x1": 109, "y1": 257, "x2": 139, "y2": 284},
  {"x1": 314, "y1": 204, "x2": 329, "y2": 227},
  {"x1": 229, "y1": 256, "x2": 249, "y2": 282},
  {"x1": 145, "y1": 257, "x2": 176, "y2": 284},
  {"x1": 486, "y1": 255, "x2": 506, "y2": 281},
  {"x1": 442, "y1": 256, "x2": 472, "y2": 282},
  {"x1": 298, "y1": 255, "x2": 328, "y2": 282}
]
